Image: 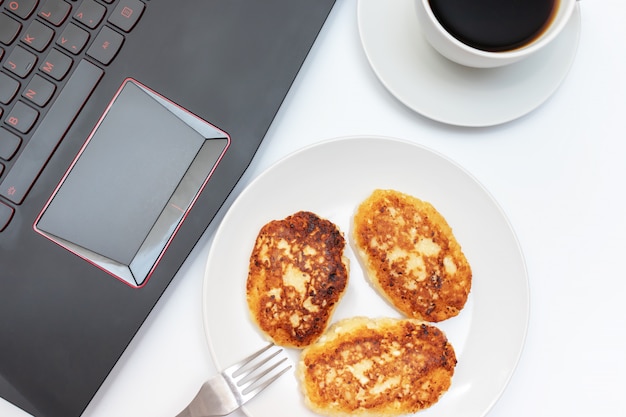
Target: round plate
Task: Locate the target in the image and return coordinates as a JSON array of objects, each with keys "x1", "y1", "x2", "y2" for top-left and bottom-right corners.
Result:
[
  {"x1": 357, "y1": 0, "x2": 581, "y2": 127},
  {"x1": 203, "y1": 137, "x2": 529, "y2": 417}
]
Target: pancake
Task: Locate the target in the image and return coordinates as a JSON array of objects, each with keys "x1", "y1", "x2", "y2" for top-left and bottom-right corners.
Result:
[
  {"x1": 352, "y1": 189, "x2": 471, "y2": 322},
  {"x1": 297, "y1": 316, "x2": 456, "y2": 417},
  {"x1": 246, "y1": 211, "x2": 349, "y2": 348}
]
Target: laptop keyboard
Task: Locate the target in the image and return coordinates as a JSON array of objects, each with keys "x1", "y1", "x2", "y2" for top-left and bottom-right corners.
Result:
[{"x1": 0, "y1": 0, "x2": 146, "y2": 231}]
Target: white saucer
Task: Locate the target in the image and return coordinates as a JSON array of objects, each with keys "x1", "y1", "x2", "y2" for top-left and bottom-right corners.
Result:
[{"x1": 357, "y1": 0, "x2": 581, "y2": 127}]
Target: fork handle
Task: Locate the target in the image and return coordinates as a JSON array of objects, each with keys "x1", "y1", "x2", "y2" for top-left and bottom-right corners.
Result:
[
  {"x1": 175, "y1": 381, "x2": 232, "y2": 417},
  {"x1": 175, "y1": 410, "x2": 193, "y2": 417},
  {"x1": 175, "y1": 404, "x2": 194, "y2": 417},
  {"x1": 175, "y1": 384, "x2": 204, "y2": 417}
]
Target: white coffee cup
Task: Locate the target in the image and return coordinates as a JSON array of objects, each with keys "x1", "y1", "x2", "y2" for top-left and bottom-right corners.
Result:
[{"x1": 414, "y1": 0, "x2": 577, "y2": 68}]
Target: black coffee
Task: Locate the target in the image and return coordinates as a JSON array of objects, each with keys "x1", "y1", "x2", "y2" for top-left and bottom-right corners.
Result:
[{"x1": 428, "y1": 0, "x2": 558, "y2": 52}]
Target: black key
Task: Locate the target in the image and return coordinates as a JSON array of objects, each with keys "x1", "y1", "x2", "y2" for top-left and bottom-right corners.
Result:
[
  {"x1": 39, "y1": 48, "x2": 73, "y2": 80},
  {"x1": 87, "y1": 26, "x2": 124, "y2": 65},
  {"x1": 73, "y1": 0, "x2": 105, "y2": 29},
  {"x1": 0, "y1": 127, "x2": 22, "y2": 160},
  {"x1": 3, "y1": 0, "x2": 39, "y2": 19},
  {"x1": 0, "y1": 200, "x2": 14, "y2": 232},
  {"x1": 56, "y1": 22, "x2": 89, "y2": 54},
  {"x1": 108, "y1": 0, "x2": 144, "y2": 32},
  {"x1": 4, "y1": 101, "x2": 39, "y2": 133},
  {"x1": 22, "y1": 20, "x2": 55, "y2": 52},
  {"x1": 23, "y1": 74, "x2": 56, "y2": 107},
  {"x1": 3, "y1": 46, "x2": 37, "y2": 78},
  {"x1": 38, "y1": 0, "x2": 71, "y2": 26},
  {"x1": 0, "y1": 72, "x2": 20, "y2": 104},
  {"x1": 0, "y1": 60, "x2": 103, "y2": 204},
  {"x1": 0, "y1": 13, "x2": 22, "y2": 45}
]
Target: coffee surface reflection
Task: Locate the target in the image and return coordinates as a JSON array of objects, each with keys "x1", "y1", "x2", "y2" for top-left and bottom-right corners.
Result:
[{"x1": 429, "y1": 0, "x2": 558, "y2": 52}]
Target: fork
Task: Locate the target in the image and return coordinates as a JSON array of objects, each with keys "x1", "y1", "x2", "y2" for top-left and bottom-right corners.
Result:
[{"x1": 175, "y1": 344, "x2": 291, "y2": 417}]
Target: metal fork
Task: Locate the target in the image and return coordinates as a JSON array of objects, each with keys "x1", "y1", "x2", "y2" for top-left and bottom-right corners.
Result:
[{"x1": 175, "y1": 344, "x2": 291, "y2": 417}]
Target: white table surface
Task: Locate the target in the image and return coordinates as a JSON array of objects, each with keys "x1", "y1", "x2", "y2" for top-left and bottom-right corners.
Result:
[{"x1": 3, "y1": 0, "x2": 625, "y2": 416}]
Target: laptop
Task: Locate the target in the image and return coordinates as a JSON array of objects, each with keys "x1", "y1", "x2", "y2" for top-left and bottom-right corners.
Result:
[{"x1": 0, "y1": 0, "x2": 335, "y2": 415}]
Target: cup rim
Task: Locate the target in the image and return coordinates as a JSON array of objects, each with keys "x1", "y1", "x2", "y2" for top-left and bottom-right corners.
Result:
[{"x1": 421, "y1": 0, "x2": 576, "y2": 60}]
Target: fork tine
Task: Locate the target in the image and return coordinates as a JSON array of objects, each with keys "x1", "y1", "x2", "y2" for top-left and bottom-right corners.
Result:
[
  {"x1": 226, "y1": 343, "x2": 276, "y2": 378},
  {"x1": 222, "y1": 344, "x2": 292, "y2": 406},
  {"x1": 239, "y1": 360, "x2": 291, "y2": 402},
  {"x1": 237, "y1": 354, "x2": 289, "y2": 394}
]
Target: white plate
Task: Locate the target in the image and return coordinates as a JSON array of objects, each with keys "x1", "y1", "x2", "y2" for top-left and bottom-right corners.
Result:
[
  {"x1": 357, "y1": 0, "x2": 581, "y2": 127},
  {"x1": 203, "y1": 137, "x2": 529, "y2": 417}
]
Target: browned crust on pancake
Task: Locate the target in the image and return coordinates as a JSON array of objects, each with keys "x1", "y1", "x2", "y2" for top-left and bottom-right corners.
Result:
[
  {"x1": 246, "y1": 211, "x2": 349, "y2": 348},
  {"x1": 297, "y1": 317, "x2": 456, "y2": 417},
  {"x1": 352, "y1": 189, "x2": 471, "y2": 322}
]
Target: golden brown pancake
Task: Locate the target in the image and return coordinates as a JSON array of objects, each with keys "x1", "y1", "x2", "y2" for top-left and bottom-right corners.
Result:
[
  {"x1": 352, "y1": 189, "x2": 471, "y2": 322},
  {"x1": 297, "y1": 316, "x2": 456, "y2": 417},
  {"x1": 246, "y1": 211, "x2": 349, "y2": 348}
]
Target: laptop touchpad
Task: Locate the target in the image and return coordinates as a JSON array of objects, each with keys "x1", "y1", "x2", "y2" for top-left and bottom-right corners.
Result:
[{"x1": 36, "y1": 80, "x2": 229, "y2": 287}]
